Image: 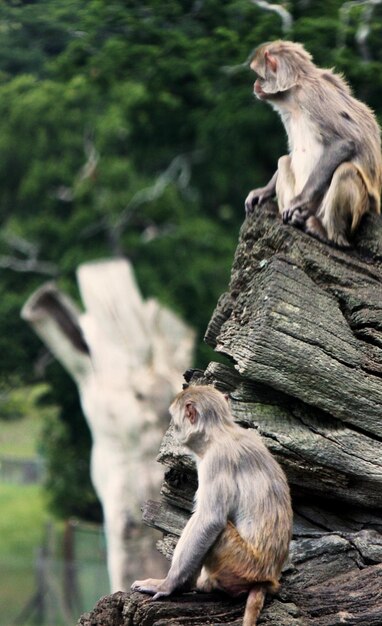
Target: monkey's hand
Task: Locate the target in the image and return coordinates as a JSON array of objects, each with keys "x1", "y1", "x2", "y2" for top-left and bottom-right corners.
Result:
[
  {"x1": 131, "y1": 578, "x2": 173, "y2": 600},
  {"x1": 282, "y1": 197, "x2": 313, "y2": 227},
  {"x1": 245, "y1": 170, "x2": 278, "y2": 215},
  {"x1": 245, "y1": 187, "x2": 273, "y2": 215}
]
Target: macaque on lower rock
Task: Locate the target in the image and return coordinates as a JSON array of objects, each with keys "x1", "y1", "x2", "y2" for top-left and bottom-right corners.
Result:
[
  {"x1": 245, "y1": 40, "x2": 382, "y2": 247},
  {"x1": 132, "y1": 385, "x2": 293, "y2": 626}
]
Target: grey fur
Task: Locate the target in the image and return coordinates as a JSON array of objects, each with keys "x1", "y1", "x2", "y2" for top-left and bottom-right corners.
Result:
[
  {"x1": 245, "y1": 40, "x2": 382, "y2": 245},
  {"x1": 132, "y1": 384, "x2": 292, "y2": 623},
  {"x1": 168, "y1": 386, "x2": 292, "y2": 585}
]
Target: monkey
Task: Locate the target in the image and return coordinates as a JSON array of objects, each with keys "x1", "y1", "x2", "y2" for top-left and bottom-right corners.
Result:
[
  {"x1": 245, "y1": 40, "x2": 382, "y2": 247},
  {"x1": 131, "y1": 385, "x2": 292, "y2": 626}
]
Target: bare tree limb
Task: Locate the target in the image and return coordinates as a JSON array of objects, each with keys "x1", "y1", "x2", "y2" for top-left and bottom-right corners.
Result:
[
  {"x1": 250, "y1": 0, "x2": 293, "y2": 34},
  {"x1": 339, "y1": 0, "x2": 382, "y2": 61},
  {"x1": 79, "y1": 152, "x2": 199, "y2": 251},
  {"x1": 78, "y1": 132, "x2": 100, "y2": 183},
  {"x1": 51, "y1": 131, "x2": 99, "y2": 203},
  {"x1": 0, "y1": 233, "x2": 58, "y2": 276},
  {"x1": 222, "y1": 1, "x2": 293, "y2": 75},
  {"x1": 113, "y1": 153, "x2": 194, "y2": 232},
  {"x1": 0, "y1": 256, "x2": 58, "y2": 275}
]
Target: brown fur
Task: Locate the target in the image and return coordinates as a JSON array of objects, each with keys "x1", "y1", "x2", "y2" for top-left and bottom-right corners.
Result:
[
  {"x1": 243, "y1": 587, "x2": 266, "y2": 626},
  {"x1": 200, "y1": 521, "x2": 281, "y2": 595}
]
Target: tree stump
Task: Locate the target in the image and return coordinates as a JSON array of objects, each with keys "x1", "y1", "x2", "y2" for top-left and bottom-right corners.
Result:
[
  {"x1": 78, "y1": 204, "x2": 382, "y2": 625},
  {"x1": 22, "y1": 258, "x2": 195, "y2": 593}
]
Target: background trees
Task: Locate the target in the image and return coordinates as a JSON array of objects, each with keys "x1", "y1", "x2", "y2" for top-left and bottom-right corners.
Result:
[{"x1": 1, "y1": 0, "x2": 382, "y2": 519}]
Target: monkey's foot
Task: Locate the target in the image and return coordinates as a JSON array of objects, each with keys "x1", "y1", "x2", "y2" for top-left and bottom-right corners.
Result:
[
  {"x1": 304, "y1": 216, "x2": 351, "y2": 247},
  {"x1": 282, "y1": 196, "x2": 313, "y2": 229},
  {"x1": 331, "y1": 234, "x2": 351, "y2": 248},
  {"x1": 304, "y1": 216, "x2": 329, "y2": 243},
  {"x1": 282, "y1": 206, "x2": 307, "y2": 228},
  {"x1": 131, "y1": 578, "x2": 172, "y2": 600}
]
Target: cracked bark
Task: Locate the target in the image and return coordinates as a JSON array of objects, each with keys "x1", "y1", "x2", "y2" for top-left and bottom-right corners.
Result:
[{"x1": 78, "y1": 203, "x2": 382, "y2": 625}]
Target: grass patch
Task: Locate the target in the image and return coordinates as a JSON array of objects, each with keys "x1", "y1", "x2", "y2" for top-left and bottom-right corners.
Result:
[
  {"x1": 0, "y1": 384, "x2": 57, "y2": 458},
  {"x1": 0, "y1": 483, "x2": 47, "y2": 557},
  {"x1": 0, "y1": 385, "x2": 108, "y2": 624},
  {"x1": 0, "y1": 385, "x2": 61, "y2": 625},
  {"x1": 0, "y1": 483, "x2": 50, "y2": 625},
  {"x1": 0, "y1": 414, "x2": 43, "y2": 458},
  {"x1": 0, "y1": 484, "x2": 108, "y2": 625}
]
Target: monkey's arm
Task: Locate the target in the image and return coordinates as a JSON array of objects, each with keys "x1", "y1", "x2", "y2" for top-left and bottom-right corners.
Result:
[
  {"x1": 245, "y1": 170, "x2": 278, "y2": 215},
  {"x1": 132, "y1": 458, "x2": 230, "y2": 599},
  {"x1": 283, "y1": 138, "x2": 356, "y2": 225}
]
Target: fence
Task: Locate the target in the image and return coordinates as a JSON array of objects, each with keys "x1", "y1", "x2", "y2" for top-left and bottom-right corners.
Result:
[
  {"x1": 0, "y1": 456, "x2": 44, "y2": 485},
  {"x1": 1, "y1": 520, "x2": 109, "y2": 626}
]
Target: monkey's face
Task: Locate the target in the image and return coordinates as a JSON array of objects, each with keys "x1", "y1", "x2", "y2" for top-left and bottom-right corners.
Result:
[
  {"x1": 253, "y1": 76, "x2": 271, "y2": 100},
  {"x1": 250, "y1": 44, "x2": 300, "y2": 101},
  {"x1": 169, "y1": 386, "x2": 232, "y2": 452},
  {"x1": 169, "y1": 400, "x2": 193, "y2": 446},
  {"x1": 251, "y1": 58, "x2": 279, "y2": 101},
  {"x1": 250, "y1": 55, "x2": 267, "y2": 99}
]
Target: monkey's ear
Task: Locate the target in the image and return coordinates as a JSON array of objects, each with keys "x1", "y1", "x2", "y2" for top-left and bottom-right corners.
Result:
[
  {"x1": 224, "y1": 393, "x2": 230, "y2": 403},
  {"x1": 264, "y1": 50, "x2": 277, "y2": 73},
  {"x1": 185, "y1": 401, "x2": 198, "y2": 425}
]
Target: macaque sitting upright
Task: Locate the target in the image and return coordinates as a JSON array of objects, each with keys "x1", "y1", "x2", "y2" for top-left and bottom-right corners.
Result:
[
  {"x1": 245, "y1": 40, "x2": 382, "y2": 247},
  {"x1": 132, "y1": 385, "x2": 292, "y2": 626}
]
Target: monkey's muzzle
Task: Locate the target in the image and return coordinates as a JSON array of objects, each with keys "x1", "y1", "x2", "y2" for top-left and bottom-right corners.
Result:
[{"x1": 254, "y1": 79, "x2": 267, "y2": 100}]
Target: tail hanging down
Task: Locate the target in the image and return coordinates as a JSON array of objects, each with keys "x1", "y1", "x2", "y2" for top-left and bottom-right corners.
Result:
[{"x1": 243, "y1": 585, "x2": 266, "y2": 626}]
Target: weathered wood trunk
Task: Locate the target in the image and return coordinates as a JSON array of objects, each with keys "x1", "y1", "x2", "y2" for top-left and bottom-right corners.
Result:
[
  {"x1": 78, "y1": 204, "x2": 382, "y2": 625},
  {"x1": 22, "y1": 258, "x2": 195, "y2": 594}
]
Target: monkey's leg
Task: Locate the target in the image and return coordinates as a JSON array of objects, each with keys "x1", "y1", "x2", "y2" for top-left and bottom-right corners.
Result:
[
  {"x1": 303, "y1": 215, "x2": 329, "y2": 243},
  {"x1": 196, "y1": 566, "x2": 217, "y2": 592},
  {"x1": 202, "y1": 523, "x2": 278, "y2": 595},
  {"x1": 275, "y1": 155, "x2": 296, "y2": 214},
  {"x1": 318, "y1": 162, "x2": 369, "y2": 246},
  {"x1": 201, "y1": 524, "x2": 279, "y2": 625},
  {"x1": 282, "y1": 139, "x2": 357, "y2": 227}
]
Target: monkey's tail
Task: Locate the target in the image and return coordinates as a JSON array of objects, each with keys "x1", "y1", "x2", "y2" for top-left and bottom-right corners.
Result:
[{"x1": 243, "y1": 585, "x2": 266, "y2": 626}]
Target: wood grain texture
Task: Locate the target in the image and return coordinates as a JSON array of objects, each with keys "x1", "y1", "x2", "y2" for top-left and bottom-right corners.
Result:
[
  {"x1": 78, "y1": 204, "x2": 382, "y2": 625},
  {"x1": 78, "y1": 532, "x2": 382, "y2": 625},
  {"x1": 206, "y1": 204, "x2": 382, "y2": 438}
]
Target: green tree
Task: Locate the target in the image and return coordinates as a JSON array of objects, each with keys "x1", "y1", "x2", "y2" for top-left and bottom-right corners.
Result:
[{"x1": 1, "y1": 0, "x2": 382, "y2": 519}]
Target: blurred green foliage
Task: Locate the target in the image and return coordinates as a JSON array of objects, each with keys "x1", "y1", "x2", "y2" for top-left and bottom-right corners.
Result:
[{"x1": 1, "y1": 0, "x2": 382, "y2": 519}]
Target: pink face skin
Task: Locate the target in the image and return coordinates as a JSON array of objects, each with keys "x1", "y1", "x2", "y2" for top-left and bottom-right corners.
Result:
[
  {"x1": 254, "y1": 78, "x2": 269, "y2": 100},
  {"x1": 251, "y1": 50, "x2": 279, "y2": 101}
]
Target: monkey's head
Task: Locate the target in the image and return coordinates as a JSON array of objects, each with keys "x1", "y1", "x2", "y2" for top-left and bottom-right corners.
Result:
[
  {"x1": 250, "y1": 40, "x2": 314, "y2": 101},
  {"x1": 169, "y1": 385, "x2": 233, "y2": 449}
]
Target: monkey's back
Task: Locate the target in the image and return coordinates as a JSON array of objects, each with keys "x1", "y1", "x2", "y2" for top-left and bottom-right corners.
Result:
[
  {"x1": 210, "y1": 427, "x2": 292, "y2": 582},
  {"x1": 300, "y1": 69, "x2": 382, "y2": 212}
]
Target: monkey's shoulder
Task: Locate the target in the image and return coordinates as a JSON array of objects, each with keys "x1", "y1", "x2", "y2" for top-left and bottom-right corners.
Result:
[
  {"x1": 202, "y1": 429, "x2": 274, "y2": 474},
  {"x1": 319, "y1": 69, "x2": 352, "y2": 95}
]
